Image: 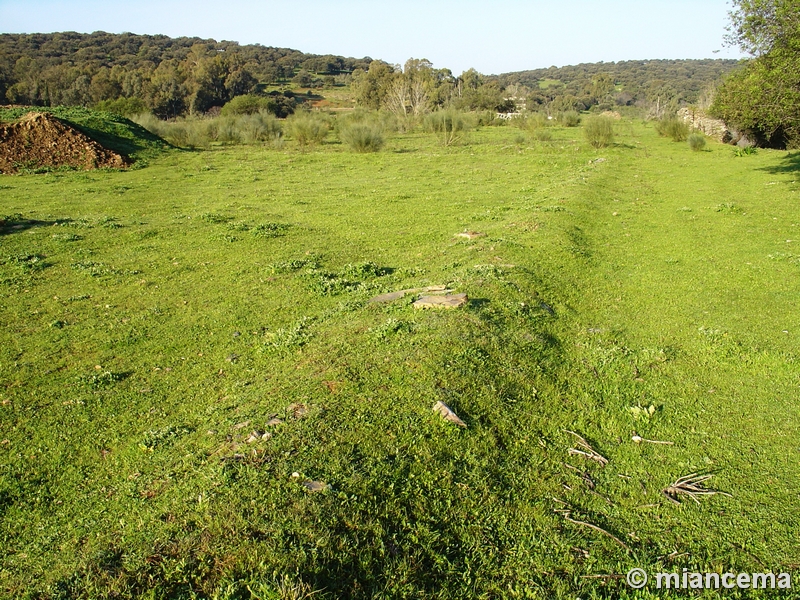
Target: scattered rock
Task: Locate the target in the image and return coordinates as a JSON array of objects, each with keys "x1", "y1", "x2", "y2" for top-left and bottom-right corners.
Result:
[
  {"x1": 302, "y1": 480, "x2": 331, "y2": 492},
  {"x1": 226, "y1": 353, "x2": 239, "y2": 363},
  {"x1": 413, "y1": 293, "x2": 468, "y2": 310},
  {"x1": 433, "y1": 401, "x2": 467, "y2": 427},
  {"x1": 590, "y1": 157, "x2": 606, "y2": 164},
  {"x1": 233, "y1": 420, "x2": 251, "y2": 430},
  {"x1": 246, "y1": 431, "x2": 265, "y2": 443},
  {"x1": 266, "y1": 417, "x2": 284, "y2": 426},
  {"x1": 677, "y1": 107, "x2": 730, "y2": 143},
  {"x1": 456, "y1": 231, "x2": 485, "y2": 240},
  {"x1": 233, "y1": 331, "x2": 241, "y2": 338}
]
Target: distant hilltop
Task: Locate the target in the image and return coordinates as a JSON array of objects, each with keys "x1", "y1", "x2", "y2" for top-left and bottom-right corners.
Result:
[{"x1": 0, "y1": 32, "x2": 741, "y2": 117}]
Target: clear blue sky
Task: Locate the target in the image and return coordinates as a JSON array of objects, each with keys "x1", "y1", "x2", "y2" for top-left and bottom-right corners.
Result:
[{"x1": 0, "y1": 0, "x2": 744, "y2": 74}]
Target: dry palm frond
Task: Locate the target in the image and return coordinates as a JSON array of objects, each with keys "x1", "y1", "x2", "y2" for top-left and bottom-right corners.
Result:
[
  {"x1": 566, "y1": 430, "x2": 608, "y2": 466},
  {"x1": 663, "y1": 473, "x2": 732, "y2": 505}
]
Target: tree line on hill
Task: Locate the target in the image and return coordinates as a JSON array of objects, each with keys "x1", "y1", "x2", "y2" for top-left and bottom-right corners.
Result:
[
  {"x1": 492, "y1": 59, "x2": 739, "y2": 113},
  {"x1": 0, "y1": 31, "x2": 749, "y2": 122},
  {"x1": 0, "y1": 32, "x2": 374, "y2": 117}
]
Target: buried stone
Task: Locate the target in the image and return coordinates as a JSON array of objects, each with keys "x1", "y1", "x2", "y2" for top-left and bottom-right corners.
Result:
[
  {"x1": 368, "y1": 285, "x2": 448, "y2": 304},
  {"x1": 413, "y1": 293, "x2": 468, "y2": 310}
]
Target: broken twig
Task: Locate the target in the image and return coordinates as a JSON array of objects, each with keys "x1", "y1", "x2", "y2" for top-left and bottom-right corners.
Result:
[{"x1": 566, "y1": 430, "x2": 608, "y2": 466}]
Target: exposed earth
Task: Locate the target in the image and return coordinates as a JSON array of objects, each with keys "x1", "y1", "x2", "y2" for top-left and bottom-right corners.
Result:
[{"x1": 0, "y1": 111, "x2": 131, "y2": 174}]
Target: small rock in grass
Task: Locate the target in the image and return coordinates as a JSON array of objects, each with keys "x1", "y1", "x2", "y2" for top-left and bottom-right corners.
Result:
[
  {"x1": 233, "y1": 420, "x2": 250, "y2": 430},
  {"x1": 266, "y1": 417, "x2": 284, "y2": 426},
  {"x1": 233, "y1": 331, "x2": 241, "y2": 338},
  {"x1": 226, "y1": 353, "x2": 239, "y2": 363},
  {"x1": 456, "y1": 231, "x2": 484, "y2": 240},
  {"x1": 413, "y1": 293, "x2": 468, "y2": 310},
  {"x1": 433, "y1": 401, "x2": 467, "y2": 427},
  {"x1": 246, "y1": 431, "x2": 265, "y2": 443},
  {"x1": 288, "y1": 403, "x2": 308, "y2": 418},
  {"x1": 302, "y1": 480, "x2": 331, "y2": 492}
]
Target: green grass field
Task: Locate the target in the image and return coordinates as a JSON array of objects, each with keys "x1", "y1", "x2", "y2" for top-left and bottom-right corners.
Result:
[{"x1": 1, "y1": 120, "x2": 799, "y2": 599}]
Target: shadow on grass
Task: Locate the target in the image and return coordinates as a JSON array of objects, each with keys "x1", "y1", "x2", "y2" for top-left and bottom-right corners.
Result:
[
  {"x1": 758, "y1": 151, "x2": 800, "y2": 174},
  {"x1": 0, "y1": 215, "x2": 63, "y2": 236},
  {"x1": 68, "y1": 119, "x2": 170, "y2": 159}
]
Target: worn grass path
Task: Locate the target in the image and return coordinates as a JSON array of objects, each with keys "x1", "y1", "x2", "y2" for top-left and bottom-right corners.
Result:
[{"x1": 0, "y1": 124, "x2": 798, "y2": 599}]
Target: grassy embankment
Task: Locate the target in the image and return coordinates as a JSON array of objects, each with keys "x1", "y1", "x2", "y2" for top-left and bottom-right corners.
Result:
[{"x1": 1, "y1": 118, "x2": 799, "y2": 599}]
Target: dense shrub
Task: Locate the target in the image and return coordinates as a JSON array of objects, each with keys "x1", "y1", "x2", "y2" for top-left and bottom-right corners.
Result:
[
  {"x1": 285, "y1": 112, "x2": 329, "y2": 147},
  {"x1": 475, "y1": 110, "x2": 505, "y2": 126},
  {"x1": 133, "y1": 112, "x2": 282, "y2": 148},
  {"x1": 220, "y1": 95, "x2": 273, "y2": 116},
  {"x1": 94, "y1": 97, "x2": 149, "y2": 117},
  {"x1": 688, "y1": 133, "x2": 707, "y2": 151},
  {"x1": 423, "y1": 109, "x2": 471, "y2": 146},
  {"x1": 533, "y1": 128, "x2": 553, "y2": 142},
  {"x1": 655, "y1": 117, "x2": 690, "y2": 142},
  {"x1": 338, "y1": 122, "x2": 385, "y2": 152},
  {"x1": 511, "y1": 112, "x2": 550, "y2": 132},
  {"x1": 559, "y1": 110, "x2": 581, "y2": 127},
  {"x1": 583, "y1": 115, "x2": 615, "y2": 148}
]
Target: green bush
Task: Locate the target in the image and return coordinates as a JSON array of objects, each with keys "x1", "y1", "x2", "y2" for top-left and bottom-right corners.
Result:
[
  {"x1": 655, "y1": 117, "x2": 690, "y2": 142},
  {"x1": 734, "y1": 145, "x2": 758, "y2": 156},
  {"x1": 475, "y1": 110, "x2": 505, "y2": 126},
  {"x1": 133, "y1": 112, "x2": 282, "y2": 148},
  {"x1": 559, "y1": 110, "x2": 581, "y2": 127},
  {"x1": 583, "y1": 115, "x2": 615, "y2": 148},
  {"x1": 338, "y1": 122, "x2": 385, "y2": 153},
  {"x1": 511, "y1": 112, "x2": 550, "y2": 132},
  {"x1": 220, "y1": 95, "x2": 273, "y2": 116},
  {"x1": 94, "y1": 97, "x2": 149, "y2": 117},
  {"x1": 423, "y1": 109, "x2": 470, "y2": 146},
  {"x1": 285, "y1": 112, "x2": 329, "y2": 148},
  {"x1": 688, "y1": 133, "x2": 707, "y2": 151},
  {"x1": 533, "y1": 128, "x2": 553, "y2": 142}
]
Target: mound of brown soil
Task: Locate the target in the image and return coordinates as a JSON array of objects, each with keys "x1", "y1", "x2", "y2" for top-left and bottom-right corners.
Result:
[{"x1": 0, "y1": 112, "x2": 131, "y2": 174}]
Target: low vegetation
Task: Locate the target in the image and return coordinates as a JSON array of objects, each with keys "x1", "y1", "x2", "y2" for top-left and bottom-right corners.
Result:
[
  {"x1": 1, "y1": 116, "x2": 798, "y2": 599},
  {"x1": 133, "y1": 111, "x2": 283, "y2": 148},
  {"x1": 655, "y1": 116, "x2": 691, "y2": 142},
  {"x1": 284, "y1": 111, "x2": 330, "y2": 148},
  {"x1": 422, "y1": 109, "x2": 471, "y2": 146},
  {"x1": 583, "y1": 114, "x2": 615, "y2": 148},
  {"x1": 688, "y1": 132, "x2": 707, "y2": 151}
]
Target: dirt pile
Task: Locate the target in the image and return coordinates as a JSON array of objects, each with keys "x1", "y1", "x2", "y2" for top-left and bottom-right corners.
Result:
[{"x1": 0, "y1": 112, "x2": 131, "y2": 174}]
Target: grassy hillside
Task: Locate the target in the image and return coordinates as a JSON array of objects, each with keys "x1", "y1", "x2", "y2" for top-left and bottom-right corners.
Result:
[{"x1": 0, "y1": 122, "x2": 798, "y2": 599}]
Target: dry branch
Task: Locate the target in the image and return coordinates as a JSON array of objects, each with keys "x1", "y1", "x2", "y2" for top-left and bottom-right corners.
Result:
[
  {"x1": 566, "y1": 430, "x2": 609, "y2": 466},
  {"x1": 663, "y1": 473, "x2": 731, "y2": 504}
]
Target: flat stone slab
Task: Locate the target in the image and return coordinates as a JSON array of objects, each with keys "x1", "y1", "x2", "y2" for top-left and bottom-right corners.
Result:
[
  {"x1": 368, "y1": 285, "x2": 448, "y2": 304},
  {"x1": 302, "y1": 480, "x2": 332, "y2": 492},
  {"x1": 413, "y1": 293, "x2": 468, "y2": 310}
]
